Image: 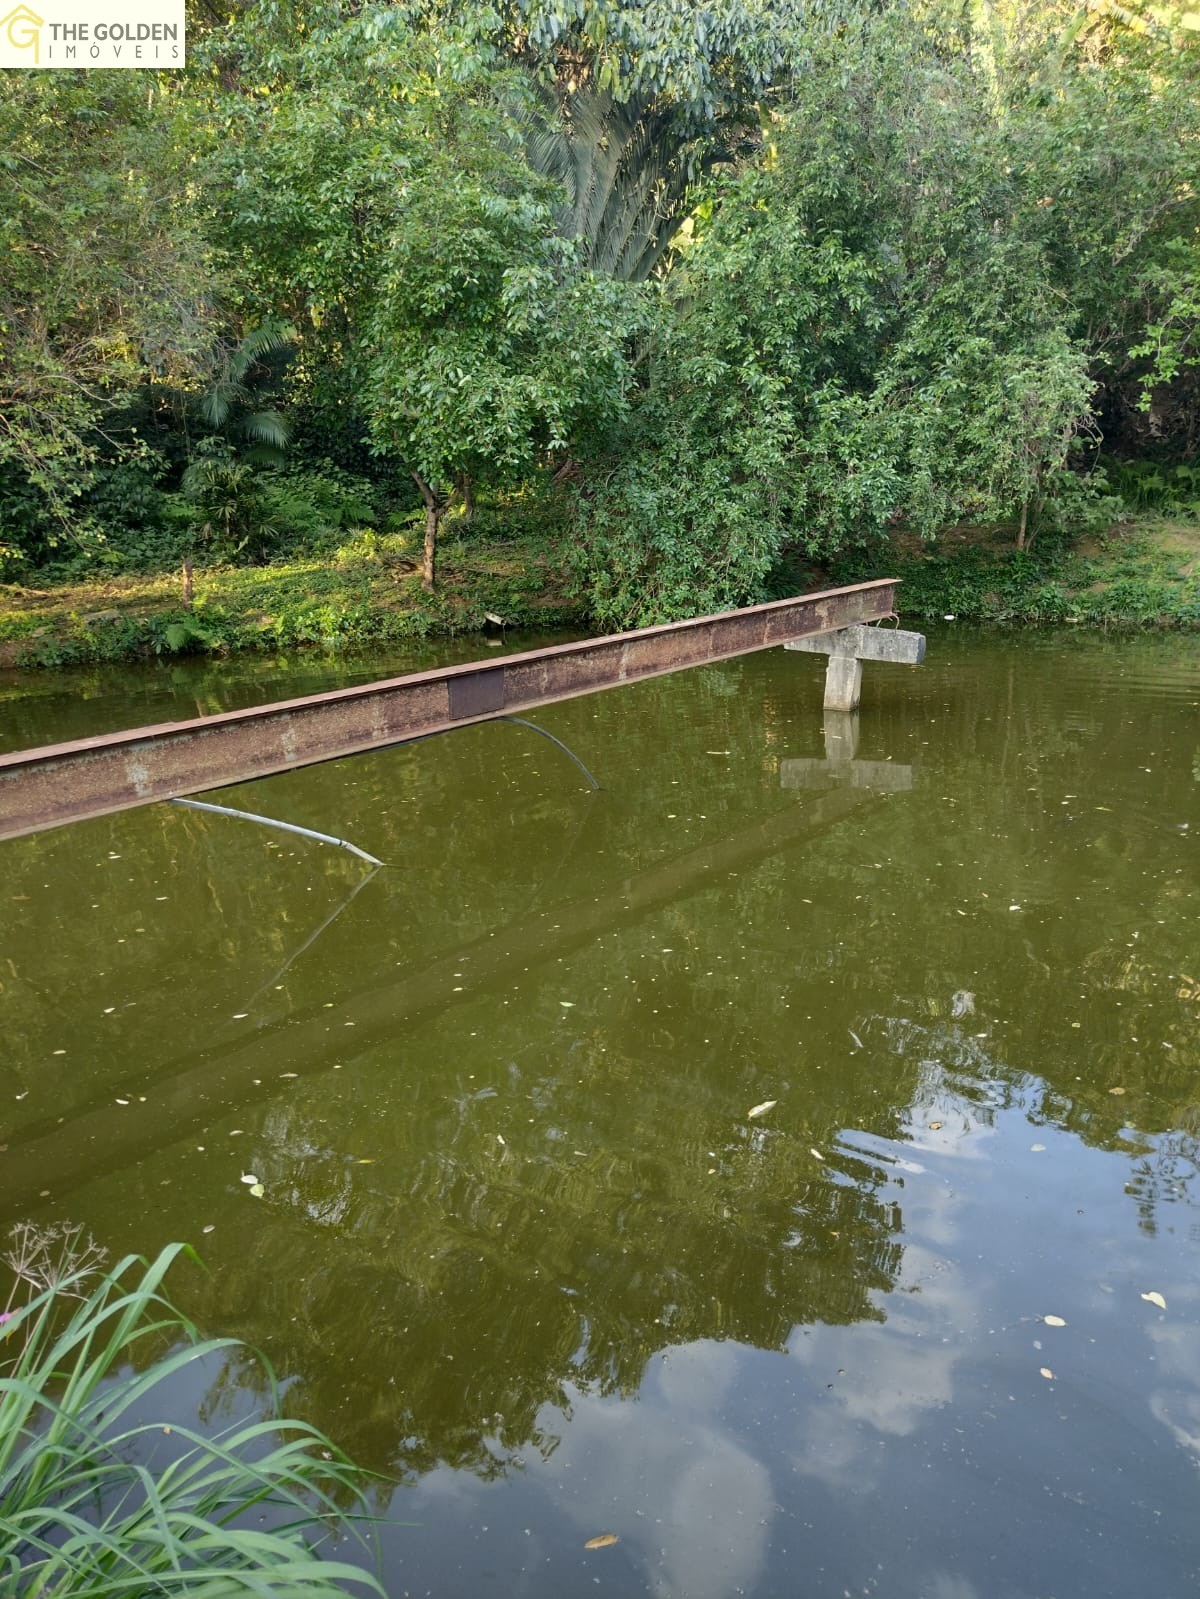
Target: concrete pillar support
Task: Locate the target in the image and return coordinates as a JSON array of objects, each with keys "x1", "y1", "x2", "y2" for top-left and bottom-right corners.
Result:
[
  {"x1": 824, "y1": 655, "x2": 863, "y2": 712},
  {"x1": 784, "y1": 623, "x2": 925, "y2": 712}
]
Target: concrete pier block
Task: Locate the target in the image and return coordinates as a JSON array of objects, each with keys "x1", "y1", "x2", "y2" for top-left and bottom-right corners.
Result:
[
  {"x1": 785, "y1": 626, "x2": 926, "y2": 665},
  {"x1": 784, "y1": 622, "x2": 924, "y2": 711},
  {"x1": 824, "y1": 654, "x2": 863, "y2": 711}
]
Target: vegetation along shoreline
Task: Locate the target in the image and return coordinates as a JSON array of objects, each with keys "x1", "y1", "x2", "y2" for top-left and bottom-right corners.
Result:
[
  {"x1": 4, "y1": 1, "x2": 1200, "y2": 672},
  {"x1": 1, "y1": 515, "x2": 1196, "y2": 672}
]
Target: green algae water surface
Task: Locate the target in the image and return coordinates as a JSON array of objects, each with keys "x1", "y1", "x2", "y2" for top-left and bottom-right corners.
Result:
[{"x1": 2, "y1": 624, "x2": 1198, "y2": 1598}]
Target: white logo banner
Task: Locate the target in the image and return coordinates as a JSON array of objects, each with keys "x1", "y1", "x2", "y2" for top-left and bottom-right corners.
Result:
[{"x1": 0, "y1": 0, "x2": 185, "y2": 67}]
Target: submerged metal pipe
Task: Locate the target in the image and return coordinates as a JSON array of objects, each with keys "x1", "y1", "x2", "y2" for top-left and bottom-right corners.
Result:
[
  {"x1": 168, "y1": 797, "x2": 383, "y2": 867},
  {"x1": 500, "y1": 716, "x2": 600, "y2": 791}
]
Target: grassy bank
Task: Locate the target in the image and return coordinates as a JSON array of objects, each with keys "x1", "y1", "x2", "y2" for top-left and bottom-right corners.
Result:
[
  {"x1": 825, "y1": 518, "x2": 1200, "y2": 627},
  {"x1": 0, "y1": 523, "x2": 585, "y2": 669},
  {"x1": 1, "y1": 517, "x2": 1196, "y2": 671}
]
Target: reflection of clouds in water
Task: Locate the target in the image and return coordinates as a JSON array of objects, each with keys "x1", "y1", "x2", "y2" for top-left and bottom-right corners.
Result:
[
  {"x1": 657, "y1": 1336, "x2": 739, "y2": 1413},
  {"x1": 540, "y1": 1118, "x2": 1003, "y2": 1594},
  {"x1": 532, "y1": 1346, "x2": 774, "y2": 1599},
  {"x1": 1151, "y1": 1386, "x2": 1200, "y2": 1454},
  {"x1": 1145, "y1": 1320, "x2": 1200, "y2": 1455},
  {"x1": 924, "y1": 1575, "x2": 983, "y2": 1599},
  {"x1": 1063, "y1": 1231, "x2": 1200, "y2": 1463},
  {"x1": 789, "y1": 1171, "x2": 982, "y2": 1486},
  {"x1": 652, "y1": 1442, "x2": 772, "y2": 1599}
]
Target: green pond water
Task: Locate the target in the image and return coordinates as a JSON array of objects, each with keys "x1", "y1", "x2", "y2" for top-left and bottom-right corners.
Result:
[{"x1": 2, "y1": 625, "x2": 1199, "y2": 1598}]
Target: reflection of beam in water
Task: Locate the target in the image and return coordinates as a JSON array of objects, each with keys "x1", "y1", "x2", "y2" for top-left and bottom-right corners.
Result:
[
  {"x1": 0, "y1": 785, "x2": 876, "y2": 1211},
  {"x1": 780, "y1": 711, "x2": 916, "y2": 794},
  {"x1": 232, "y1": 864, "x2": 382, "y2": 1021}
]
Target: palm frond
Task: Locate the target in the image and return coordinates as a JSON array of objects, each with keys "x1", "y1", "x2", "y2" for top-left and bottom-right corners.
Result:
[
  {"x1": 239, "y1": 410, "x2": 293, "y2": 451},
  {"x1": 227, "y1": 320, "x2": 297, "y2": 388},
  {"x1": 525, "y1": 81, "x2": 696, "y2": 280}
]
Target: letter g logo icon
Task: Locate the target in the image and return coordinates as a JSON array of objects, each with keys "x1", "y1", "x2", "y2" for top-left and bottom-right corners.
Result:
[{"x1": 0, "y1": 5, "x2": 45, "y2": 64}]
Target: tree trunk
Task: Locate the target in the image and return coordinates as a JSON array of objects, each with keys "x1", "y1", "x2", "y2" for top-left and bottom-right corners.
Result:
[
  {"x1": 457, "y1": 473, "x2": 474, "y2": 522},
  {"x1": 411, "y1": 470, "x2": 443, "y2": 593},
  {"x1": 181, "y1": 556, "x2": 194, "y2": 608},
  {"x1": 423, "y1": 503, "x2": 439, "y2": 592},
  {"x1": 1016, "y1": 500, "x2": 1028, "y2": 551}
]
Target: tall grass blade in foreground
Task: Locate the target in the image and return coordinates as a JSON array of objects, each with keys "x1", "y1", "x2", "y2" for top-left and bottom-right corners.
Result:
[{"x1": 0, "y1": 1242, "x2": 384, "y2": 1595}]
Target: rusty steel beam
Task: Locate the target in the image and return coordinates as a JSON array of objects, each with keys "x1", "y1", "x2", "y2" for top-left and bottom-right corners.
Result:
[{"x1": 0, "y1": 580, "x2": 896, "y2": 842}]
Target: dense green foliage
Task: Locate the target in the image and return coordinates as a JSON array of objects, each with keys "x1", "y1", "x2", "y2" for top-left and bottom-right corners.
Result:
[
  {"x1": 1, "y1": 0, "x2": 1198, "y2": 631},
  {"x1": 0, "y1": 1236, "x2": 382, "y2": 1594},
  {"x1": 569, "y1": 2, "x2": 1200, "y2": 622}
]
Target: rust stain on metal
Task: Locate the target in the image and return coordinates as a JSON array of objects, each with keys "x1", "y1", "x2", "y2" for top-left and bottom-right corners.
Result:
[{"x1": 0, "y1": 581, "x2": 897, "y2": 842}]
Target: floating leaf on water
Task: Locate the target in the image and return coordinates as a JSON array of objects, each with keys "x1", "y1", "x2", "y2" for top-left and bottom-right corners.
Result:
[
  {"x1": 115, "y1": 1098, "x2": 129, "y2": 1106},
  {"x1": 584, "y1": 1534, "x2": 619, "y2": 1550},
  {"x1": 202, "y1": 1225, "x2": 215, "y2": 1234},
  {"x1": 1044, "y1": 1315, "x2": 1067, "y2": 1327},
  {"x1": 1109, "y1": 1086, "x2": 1126, "y2": 1096},
  {"x1": 1031, "y1": 1143, "x2": 1046, "y2": 1152},
  {"x1": 810, "y1": 1148, "x2": 824, "y2": 1161},
  {"x1": 249, "y1": 1183, "x2": 264, "y2": 1198},
  {"x1": 930, "y1": 1122, "x2": 943, "y2": 1131},
  {"x1": 1040, "y1": 1367, "x2": 1054, "y2": 1379},
  {"x1": 559, "y1": 1001, "x2": 575, "y2": 1008},
  {"x1": 748, "y1": 1100, "x2": 777, "y2": 1119},
  {"x1": 1141, "y1": 1291, "x2": 1167, "y2": 1310},
  {"x1": 232, "y1": 1013, "x2": 249, "y2": 1020},
  {"x1": 240, "y1": 1174, "x2": 258, "y2": 1185}
]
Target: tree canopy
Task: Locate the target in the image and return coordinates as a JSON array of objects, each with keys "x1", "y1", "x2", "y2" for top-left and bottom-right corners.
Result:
[{"x1": 1, "y1": 0, "x2": 1198, "y2": 614}]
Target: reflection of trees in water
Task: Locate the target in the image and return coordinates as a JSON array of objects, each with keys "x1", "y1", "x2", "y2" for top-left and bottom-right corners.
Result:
[
  {"x1": 867, "y1": 986, "x2": 1200, "y2": 1240},
  {"x1": 1124, "y1": 1112, "x2": 1200, "y2": 1236},
  {"x1": 5, "y1": 628, "x2": 1199, "y2": 1478},
  {"x1": 187, "y1": 1009, "x2": 910, "y2": 1478}
]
